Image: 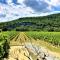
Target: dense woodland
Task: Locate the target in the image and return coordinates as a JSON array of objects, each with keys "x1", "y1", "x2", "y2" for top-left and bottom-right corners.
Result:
[{"x1": 0, "y1": 13, "x2": 60, "y2": 31}]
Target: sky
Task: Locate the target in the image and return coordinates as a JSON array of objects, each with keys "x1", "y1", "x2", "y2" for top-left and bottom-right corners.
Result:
[{"x1": 0, "y1": 0, "x2": 60, "y2": 22}]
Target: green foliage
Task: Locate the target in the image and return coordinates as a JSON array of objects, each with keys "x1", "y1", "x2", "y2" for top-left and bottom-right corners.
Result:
[
  {"x1": 0, "y1": 46, "x2": 4, "y2": 58},
  {"x1": 0, "y1": 31, "x2": 18, "y2": 59},
  {"x1": 26, "y1": 32, "x2": 60, "y2": 46},
  {"x1": 0, "y1": 13, "x2": 60, "y2": 31},
  {"x1": 3, "y1": 40, "x2": 10, "y2": 58}
]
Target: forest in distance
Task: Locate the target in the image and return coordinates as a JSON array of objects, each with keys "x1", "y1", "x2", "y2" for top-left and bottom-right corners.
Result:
[{"x1": 0, "y1": 13, "x2": 60, "y2": 32}]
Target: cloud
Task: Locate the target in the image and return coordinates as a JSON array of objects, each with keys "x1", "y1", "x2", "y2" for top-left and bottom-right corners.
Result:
[
  {"x1": 0, "y1": 14, "x2": 6, "y2": 17},
  {"x1": 0, "y1": 0, "x2": 21, "y2": 5},
  {"x1": 0, "y1": 0, "x2": 60, "y2": 22},
  {"x1": 49, "y1": 0, "x2": 60, "y2": 6},
  {"x1": 53, "y1": 6, "x2": 60, "y2": 11},
  {"x1": 12, "y1": 0, "x2": 21, "y2": 5},
  {"x1": 0, "y1": 0, "x2": 7, "y2": 4},
  {"x1": 24, "y1": 0, "x2": 50, "y2": 12},
  {"x1": 45, "y1": 0, "x2": 60, "y2": 11}
]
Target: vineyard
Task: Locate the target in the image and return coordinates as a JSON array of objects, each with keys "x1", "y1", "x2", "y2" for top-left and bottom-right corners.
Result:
[
  {"x1": 0, "y1": 31, "x2": 18, "y2": 59},
  {"x1": 0, "y1": 31, "x2": 60, "y2": 60},
  {"x1": 26, "y1": 32, "x2": 60, "y2": 46}
]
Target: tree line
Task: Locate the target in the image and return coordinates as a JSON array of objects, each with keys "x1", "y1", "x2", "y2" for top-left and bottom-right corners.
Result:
[{"x1": 0, "y1": 13, "x2": 60, "y2": 32}]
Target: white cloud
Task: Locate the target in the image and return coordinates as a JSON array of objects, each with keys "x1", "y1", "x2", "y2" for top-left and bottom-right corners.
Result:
[
  {"x1": 49, "y1": 0, "x2": 60, "y2": 6},
  {"x1": 0, "y1": 0, "x2": 60, "y2": 22},
  {"x1": 0, "y1": 1, "x2": 35, "y2": 22},
  {"x1": 6, "y1": 0, "x2": 12, "y2": 4},
  {"x1": 44, "y1": 0, "x2": 60, "y2": 11},
  {"x1": 18, "y1": 0, "x2": 25, "y2": 4},
  {"x1": 45, "y1": 0, "x2": 60, "y2": 6}
]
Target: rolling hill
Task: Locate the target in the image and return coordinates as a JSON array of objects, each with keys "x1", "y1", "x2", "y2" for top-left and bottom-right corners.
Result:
[{"x1": 0, "y1": 13, "x2": 60, "y2": 31}]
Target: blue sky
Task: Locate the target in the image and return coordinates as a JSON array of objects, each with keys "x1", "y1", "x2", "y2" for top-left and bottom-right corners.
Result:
[{"x1": 0, "y1": 0, "x2": 60, "y2": 22}]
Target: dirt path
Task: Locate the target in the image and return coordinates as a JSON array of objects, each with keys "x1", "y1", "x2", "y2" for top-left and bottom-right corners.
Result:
[
  {"x1": 7, "y1": 46, "x2": 32, "y2": 60},
  {"x1": 7, "y1": 32, "x2": 33, "y2": 60},
  {"x1": 6, "y1": 32, "x2": 60, "y2": 60}
]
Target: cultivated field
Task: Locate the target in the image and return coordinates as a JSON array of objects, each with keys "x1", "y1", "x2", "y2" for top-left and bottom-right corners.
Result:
[
  {"x1": 0, "y1": 31, "x2": 60, "y2": 60},
  {"x1": 26, "y1": 32, "x2": 60, "y2": 46}
]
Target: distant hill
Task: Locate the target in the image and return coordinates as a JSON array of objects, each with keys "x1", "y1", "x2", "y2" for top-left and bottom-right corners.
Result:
[{"x1": 0, "y1": 13, "x2": 60, "y2": 31}]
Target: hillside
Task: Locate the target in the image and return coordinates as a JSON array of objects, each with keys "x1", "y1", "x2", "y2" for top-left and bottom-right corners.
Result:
[{"x1": 0, "y1": 13, "x2": 60, "y2": 31}]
